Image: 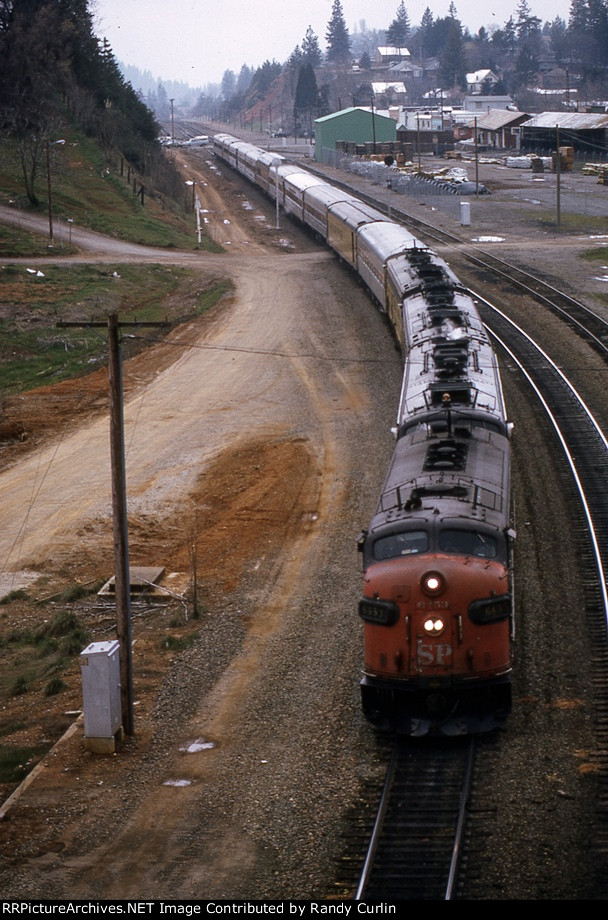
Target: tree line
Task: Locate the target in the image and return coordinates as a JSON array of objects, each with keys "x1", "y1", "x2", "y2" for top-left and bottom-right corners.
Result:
[
  {"x1": 193, "y1": 0, "x2": 608, "y2": 133},
  {"x1": 0, "y1": 0, "x2": 182, "y2": 207}
]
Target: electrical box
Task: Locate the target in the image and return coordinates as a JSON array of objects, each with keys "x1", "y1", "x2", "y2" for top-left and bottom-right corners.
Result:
[
  {"x1": 460, "y1": 201, "x2": 471, "y2": 226},
  {"x1": 80, "y1": 640, "x2": 122, "y2": 753}
]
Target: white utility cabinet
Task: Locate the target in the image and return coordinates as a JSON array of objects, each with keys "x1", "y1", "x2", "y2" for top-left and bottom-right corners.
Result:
[{"x1": 80, "y1": 640, "x2": 122, "y2": 752}]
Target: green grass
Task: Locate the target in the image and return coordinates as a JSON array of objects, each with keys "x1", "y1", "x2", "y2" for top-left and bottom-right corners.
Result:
[
  {"x1": 0, "y1": 124, "x2": 233, "y2": 398},
  {"x1": 0, "y1": 127, "x2": 221, "y2": 254},
  {"x1": 0, "y1": 262, "x2": 232, "y2": 396},
  {"x1": 0, "y1": 607, "x2": 90, "y2": 702},
  {"x1": 0, "y1": 742, "x2": 51, "y2": 783},
  {"x1": 580, "y1": 245, "x2": 608, "y2": 263}
]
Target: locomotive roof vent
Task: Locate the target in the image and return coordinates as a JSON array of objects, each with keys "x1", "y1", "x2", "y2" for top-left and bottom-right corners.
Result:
[
  {"x1": 433, "y1": 341, "x2": 469, "y2": 379},
  {"x1": 429, "y1": 382, "x2": 473, "y2": 406},
  {"x1": 424, "y1": 439, "x2": 468, "y2": 471},
  {"x1": 404, "y1": 483, "x2": 468, "y2": 510}
]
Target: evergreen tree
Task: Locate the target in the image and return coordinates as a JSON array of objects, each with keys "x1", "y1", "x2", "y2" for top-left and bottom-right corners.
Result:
[
  {"x1": 325, "y1": 0, "x2": 351, "y2": 63},
  {"x1": 415, "y1": 7, "x2": 434, "y2": 61},
  {"x1": 513, "y1": 43, "x2": 539, "y2": 87},
  {"x1": 548, "y1": 16, "x2": 568, "y2": 63},
  {"x1": 221, "y1": 69, "x2": 236, "y2": 100},
  {"x1": 515, "y1": 0, "x2": 542, "y2": 37},
  {"x1": 438, "y1": 18, "x2": 467, "y2": 89},
  {"x1": 301, "y1": 25, "x2": 322, "y2": 68},
  {"x1": 386, "y1": 2, "x2": 410, "y2": 48},
  {"x1": 569, "y1": 0, "x2": 590, "y2": 31},
  {"x1": 237, "y1": 65, "x2": 253, "y2": 95},
  {"x1": 293, "y1": 62, "x2": 318, "y2": 135},
  {"x1": 0, "y1": 0, "x2": 162, "y2": 199}
]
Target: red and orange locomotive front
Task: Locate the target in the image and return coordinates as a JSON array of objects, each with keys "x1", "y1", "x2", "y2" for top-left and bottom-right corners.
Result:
[{"x1": 358, "y1": 409, "x2": 514, "y2": 736}]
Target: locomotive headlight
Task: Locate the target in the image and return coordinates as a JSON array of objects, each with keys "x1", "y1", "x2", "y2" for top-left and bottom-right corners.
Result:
[
  {"x1": 423, "y1": 617, "x2": 445, "y2": 635},
  {"x1": 421, "y1": 571, "x2": 445, "y2": 596}
]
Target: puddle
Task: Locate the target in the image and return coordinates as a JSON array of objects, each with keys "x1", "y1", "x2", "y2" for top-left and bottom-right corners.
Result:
[
  {"x1": 0, "y1": 570, "x2": 40, "y2": 600},
  {"x1": 179, "y1": 738, "x2": 216, "y2": 754}
]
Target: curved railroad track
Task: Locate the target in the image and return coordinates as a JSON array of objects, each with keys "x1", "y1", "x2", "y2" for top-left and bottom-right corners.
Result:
[
  {"x1": 481, "y1": 296, "x2": 608, "y2": 711},
  {"x1": 341, "y1": 300, "x2": 608, "y2": 900}
]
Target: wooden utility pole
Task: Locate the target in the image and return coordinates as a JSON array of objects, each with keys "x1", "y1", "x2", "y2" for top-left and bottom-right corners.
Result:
[
  {"x1": 556, "y1": 124, "x2": 561, "y2": 230},
  {"x1": 58, "y1": 314, "x2": 167, "y2": 736},
  {"x1": 46, "y1": 140, "x2": 54, "y2": 245},
  {"x1": 107, "y1": 313, "x2": 133, "y2": 736}
]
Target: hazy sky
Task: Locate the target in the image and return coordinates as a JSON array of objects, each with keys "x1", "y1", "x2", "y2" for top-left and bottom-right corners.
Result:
[{"x1": 93, "y1": 0, "x2": 572, "y2": 88}]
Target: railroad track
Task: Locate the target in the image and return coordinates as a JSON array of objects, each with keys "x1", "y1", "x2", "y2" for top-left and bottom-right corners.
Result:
[
  {"x1": 305, "y1": 161, "x2": 608, "y2": 356},
  {"x1": 481, "y1": 298, "x2": 608, "y2": 864},
  {"x1": 336, "y1": 737, "x2": 476, "y2": 900}
]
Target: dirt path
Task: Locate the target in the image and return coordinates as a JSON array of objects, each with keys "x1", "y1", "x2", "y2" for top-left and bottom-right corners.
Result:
[{"x1": 0, "y1": 151, "x2": 399, "y2": 899}]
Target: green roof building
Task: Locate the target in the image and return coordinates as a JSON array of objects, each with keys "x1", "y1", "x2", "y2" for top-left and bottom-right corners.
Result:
[{"x1": 314, "y1": 107, "x2": 397, "y2": 161}]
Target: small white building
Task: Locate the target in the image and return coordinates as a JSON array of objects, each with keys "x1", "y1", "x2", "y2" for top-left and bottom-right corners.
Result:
[
  {"x1": 377, "y1": 46, "x2": 410, "y2": 65},
  {"x1": 467, "y1": 95, "x2": 516, "y2": 113},
  {"x1": 372, "y1": 82, "x2": 407, "y2": 102},
  {"x1": 466, "y1": 69, "x2": 499, "y2": 94}
]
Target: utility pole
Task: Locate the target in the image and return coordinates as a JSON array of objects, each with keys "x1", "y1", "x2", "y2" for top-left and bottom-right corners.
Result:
[
  {"x1": 556, "y1": 124, "x2": 561, "y2": 230},
  {"x1": 46, "y1": 140, "x2": 54, "y2": 245},
  {"x1": 58, "y1": 314, "x2": 167, "y2": 736},
  {"x1": 371, "y1": 96, "x2": 377, "y2": 154},
  {"x1": 107, "y1": 313, "x2": 133, "y2": 736},
  {"x1": 474, "y1": 117, "x2": 479, "y2": 196}
]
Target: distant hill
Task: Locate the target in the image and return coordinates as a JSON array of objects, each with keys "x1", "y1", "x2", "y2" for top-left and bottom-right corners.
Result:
[{"x1": 120, "y1": 63, "x2": 206, "y2": 108}]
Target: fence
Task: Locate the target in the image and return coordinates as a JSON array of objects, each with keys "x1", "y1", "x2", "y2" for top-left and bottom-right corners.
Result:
[{"x1": 319, "y1": 147, "x2": 478, "y2": 222}]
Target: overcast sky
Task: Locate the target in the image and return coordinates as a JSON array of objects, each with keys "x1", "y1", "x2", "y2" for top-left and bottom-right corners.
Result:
[{"x1": 93, "y1": 0, "x2": 572, "y2": 88}]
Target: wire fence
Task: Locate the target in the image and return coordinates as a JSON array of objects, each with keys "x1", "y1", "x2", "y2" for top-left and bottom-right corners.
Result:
[
  {"x1": 318, "y1": 146, "x2": 608, "y2": 221},
  {"x1": 319, "y1": 147, "x2": 482, "y2": 221}
]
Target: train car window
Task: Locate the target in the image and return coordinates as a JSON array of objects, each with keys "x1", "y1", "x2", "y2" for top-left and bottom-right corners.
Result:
[
  {"x1": 373, "y1": 530, "x2": 429, "y2": 560},
  {"x1": 439, "y1": 529, "x2": 498, "y2": 558}
]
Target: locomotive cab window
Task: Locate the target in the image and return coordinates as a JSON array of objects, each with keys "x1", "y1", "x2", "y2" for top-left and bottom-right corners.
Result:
[
  {"x1": 373, "y1": 530, "x2": 429, "y2": 561},
  {"x1": 439, "y1": 528, "x2": 498, "y2": 559}
]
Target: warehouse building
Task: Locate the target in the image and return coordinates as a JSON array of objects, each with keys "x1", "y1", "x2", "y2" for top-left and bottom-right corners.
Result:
[
  {"x1": 521, "y1": 112, "x2": 608, "y2": 155},
  {"x1": 314, "y1": 107, "x2": 397, "y2": 162}
]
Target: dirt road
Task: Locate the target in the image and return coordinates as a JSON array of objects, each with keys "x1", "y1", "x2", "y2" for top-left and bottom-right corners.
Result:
[{"x1": 0, "y1": 149, "x2": 400, "y2": 899}]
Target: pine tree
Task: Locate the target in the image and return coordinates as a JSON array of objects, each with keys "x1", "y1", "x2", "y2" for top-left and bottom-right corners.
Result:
[
  {"x1": 301, "y1": 25, "x2": 322, "y2": 68},
  {"x1": 293, "y1": 63, "x2": 318, "y2": 136},
  {"x1": 325, "y1": 0, "x2": 351, "y2": 64},
  {"x1": 438, "y1": 18, "x2": 466, "y2": 89},
  {"x1": 416, "y1": 7, "x2": 434, "y2": 60},
  {"x1": 386, "y1": 2, "x2": 410, "y2": 48}
]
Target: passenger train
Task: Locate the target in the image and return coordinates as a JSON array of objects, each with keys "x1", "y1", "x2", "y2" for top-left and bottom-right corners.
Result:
[{"x1": 212, "y1": 133, "x2": 515, "y2": 736}]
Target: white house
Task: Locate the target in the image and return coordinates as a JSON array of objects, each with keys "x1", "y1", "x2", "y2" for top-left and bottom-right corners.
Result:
[
  {"x1": 377, "y1": 46, "x2": 410, "y2": 65},
  {"x1": 372, "y1": 82, "x2": 407, "y2": 101},
  {"x1": 466, "y1": 69, "x2": 499, "y2": 94}
]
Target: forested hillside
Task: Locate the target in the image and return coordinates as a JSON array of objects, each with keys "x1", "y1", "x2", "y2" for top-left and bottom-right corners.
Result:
[{"x1": 0, "y1": 0, "x2": 184, "y2": 209}]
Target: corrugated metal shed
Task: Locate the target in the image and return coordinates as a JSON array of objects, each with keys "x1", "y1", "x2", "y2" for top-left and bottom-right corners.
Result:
[
  {"x1": 524, "y1": 112, "x2": 608, "y2": 129},
  {"x1": 521, "y1": 111, "x2": 608, "y2": 153},
  {"x1": 314, "y1": 107, "x2": 396, "y2": 161},
  {"x1": 476, "y1": 109, "x2": 530, "y2": 131}
]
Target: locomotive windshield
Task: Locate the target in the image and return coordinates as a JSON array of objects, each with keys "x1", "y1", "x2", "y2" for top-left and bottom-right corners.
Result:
[
  {"x1": 373, "y1": 530, "x2": 429, "y2": 561},
  {"x1": 439, "y1": 528, "x2": 498, "y2": 559}
]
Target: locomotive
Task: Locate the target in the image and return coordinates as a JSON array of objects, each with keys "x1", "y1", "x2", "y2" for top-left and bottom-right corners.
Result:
[{"x1": 211, "y1": 132, "x2": 515, "y2": 735}]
